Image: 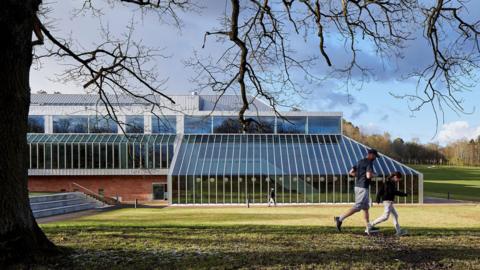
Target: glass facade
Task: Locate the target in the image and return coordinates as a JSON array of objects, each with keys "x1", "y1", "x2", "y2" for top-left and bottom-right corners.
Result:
[
  {"x1": 152, "y1": 116, "x2": 176, "y2": 134},
  {"x1": 171, "y1": 134, "x2": 420, "y2": 204},
  {"x1": 308, "y1": 116, "x2": 341, "y2": 134},
  {"x1": 27, "y1": 134, "x2": 175, "y2": 170},
  {"x1": 126, "y1": 116, "x2": 144, "y2": 134},
  {"x1": 277, "y1": 117, "x2": 306, "y2": 134},
  {"x1": 213, "y1": 117, "x2": 241, "y2": 133},
  {"x1": 212, "y1": 116, "x2": 276, "y2": 134},
  {"x1": 184, "y1": 116, "x2": 212, "y2": 134},
  {"x1": 28, "y1": 112, "x2": 421, "y2": 204},
  {"x1": 30, "y1": 115, "x2": 342, "y2": 135},
  {"x1": 28, "y1": 116, "x2": 45, "y2": 133},
  {"x1": 89, "y1": 116, "x2": 118, "y2": 133},
  {"x1": 53, "y1": 116, "x2": 89, "y2": 133}
]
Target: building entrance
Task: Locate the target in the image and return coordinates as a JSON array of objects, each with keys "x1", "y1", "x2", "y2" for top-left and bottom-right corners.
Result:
[{"x1": 153, "y1": 183, "x2": 167, "y2": 200}]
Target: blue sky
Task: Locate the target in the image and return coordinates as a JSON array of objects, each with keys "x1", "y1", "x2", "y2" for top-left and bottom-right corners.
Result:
[{"x1": 31, "y1": 1, "x2": 480, "y2": 145}]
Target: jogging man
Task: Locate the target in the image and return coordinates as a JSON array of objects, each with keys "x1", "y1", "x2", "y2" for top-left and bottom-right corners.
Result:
[
  {"x1": 334, "y1": 149, "x2": 379, "y2": 234},
  {"x1": 268, "y1": 188, "x2": 276, "y2": 207}
]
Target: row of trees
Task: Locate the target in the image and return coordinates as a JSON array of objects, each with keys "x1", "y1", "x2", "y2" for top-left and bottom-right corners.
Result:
[{"x1": 343, "y1": 120, "x2": 480, "y2": 166}]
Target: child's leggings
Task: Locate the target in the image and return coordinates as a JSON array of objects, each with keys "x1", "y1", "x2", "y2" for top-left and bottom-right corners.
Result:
[{"x1": 372, "y1": 201, "x2": 401, "y2": 233}]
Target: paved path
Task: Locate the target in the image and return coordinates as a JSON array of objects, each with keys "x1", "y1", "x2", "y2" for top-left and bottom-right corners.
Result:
[{"x1": 424, "y1": 197, "x2": 476, "y2": 204}]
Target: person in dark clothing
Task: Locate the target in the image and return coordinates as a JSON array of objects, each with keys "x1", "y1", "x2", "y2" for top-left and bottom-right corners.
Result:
[
  {"x1": 268, "y1": 188, "x2": 276, "y2": 207},
  {"x1": 371, "y1": 171, "x2": 408, "y2": 236},
  {"x1": 334, "y1": 149, "x2": 380, "y2": 235}
]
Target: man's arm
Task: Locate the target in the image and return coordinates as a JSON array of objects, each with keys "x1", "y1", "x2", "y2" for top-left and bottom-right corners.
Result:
[
  {"x1": 366, "y1": 163, "x2": 374, "y2": 179},
  {"x1": 349, "y1": 165, "x2": 357, "y2": 177}
]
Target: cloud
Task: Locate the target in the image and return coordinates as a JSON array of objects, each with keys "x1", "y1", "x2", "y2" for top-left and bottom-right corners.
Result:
[
  {"x1": 359, "y1": 122, "x2": 383, "y2": 135},
  {"x1": 437, "y1": 121, "x2": 480, "y2": 145},
  {"x1": 304, "y1": 90, "x2": 369, "y2": 119}
]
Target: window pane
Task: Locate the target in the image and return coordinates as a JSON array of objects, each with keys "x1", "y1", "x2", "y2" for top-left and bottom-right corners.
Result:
[
  {"x1": 28, "y1": 116, "x2": 45, "y2": 133},
  {"x1": 53, "y1": 116, "x2": 88, "y2": 133},
  {"x1": 89, "y1": 116, "x2": 118, "y2": 133},
  {"x1": 152, "y1": 116, "x2": 176, "y2": 133},
  {"x1": 246, "y1": 117, "x2": 275, "y2": 133},
  {"x1": 126, "y1": 116, "x2": 144, "y2": 133},
  {"x1": 184, "y1": 116, "x2": 211, "y2": 134},
  {"x1": 212, "y1": 117, "x2": 241, "y2": 133},
  {"x1": 277, "y1": 117, "x2": 306, "y2": 134},
  {"x1": 308, "y1": 116, "x2": 341, "y2": 134}
]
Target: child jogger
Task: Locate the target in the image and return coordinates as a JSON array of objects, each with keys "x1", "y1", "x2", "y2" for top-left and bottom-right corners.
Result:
[{"x1": 372, "y1": 171, "x2": 408, "y2": 236}]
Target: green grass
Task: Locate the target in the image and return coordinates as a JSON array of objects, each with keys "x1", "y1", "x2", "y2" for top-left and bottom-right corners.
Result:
[
  {"x1": 411, "y1": 165, "x2": 480, "y2": 201},
  {"x1": 32, "y1": 206, "x2": 480, "y2": 269},
  {"x1": 29, "y1": 192, "x2": 57, "y2": 197}
]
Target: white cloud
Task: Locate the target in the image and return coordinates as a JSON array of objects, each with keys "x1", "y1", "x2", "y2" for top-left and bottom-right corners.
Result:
[
  {"x1": 437, "y1": 121, "x2": 480, "y2": 145},
  {"x1": 359, "y1": 122, "x2": 383, "y2": 135}
]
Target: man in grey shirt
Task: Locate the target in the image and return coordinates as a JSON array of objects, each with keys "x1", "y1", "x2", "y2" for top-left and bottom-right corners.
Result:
[{"x1": 334, "y1": 149, "x2": 379, "y2": 235}]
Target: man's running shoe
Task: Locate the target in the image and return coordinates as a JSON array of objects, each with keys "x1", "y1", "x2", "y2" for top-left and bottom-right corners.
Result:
[
  {"x1": 365, "y1": 226, "x2": 380, "y2": 235},
  {"x1": 334, "y1": 216, "x2": 343, "y2": 232},
  {"x1": 395, "y1": 229, "x2": 408, "y2": 236}
]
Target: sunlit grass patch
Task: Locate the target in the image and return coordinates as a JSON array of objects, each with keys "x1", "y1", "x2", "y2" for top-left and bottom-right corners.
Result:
[{"x1": 35, "y1": 205, "x2": 480, "y2": 269}]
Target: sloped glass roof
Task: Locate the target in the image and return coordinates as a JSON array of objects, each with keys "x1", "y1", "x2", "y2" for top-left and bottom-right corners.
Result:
[
  {"x1": 171, "y1": 134, "x2": 419, "y2": 176},
  {"x1": 27, "y1": 134, "x2": 176, "y2": 144}
]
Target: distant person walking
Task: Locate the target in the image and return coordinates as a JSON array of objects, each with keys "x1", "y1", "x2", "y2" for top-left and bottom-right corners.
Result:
[
  {"x1": 268, "y1": 188, "x2": 276, "y2": 207},
  {"x1": 372, "y1": 171, "x2": 408, "y2": 236},
  {"x1": 334, "y1": 149, "x2": 379, "y2": 235}
]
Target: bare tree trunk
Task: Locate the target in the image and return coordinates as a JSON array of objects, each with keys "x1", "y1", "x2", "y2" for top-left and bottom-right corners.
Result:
[{"x1": 0, "y1": 0, "x2": 57, "y2": 265}]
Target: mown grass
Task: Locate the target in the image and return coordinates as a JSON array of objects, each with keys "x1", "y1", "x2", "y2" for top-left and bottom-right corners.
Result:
[
  {"x1": 32, "y1": 205, "x2": 480, "y2": 269},
  {"x1": 411, "y1": 165, "x2": 480, "y2": 201}
]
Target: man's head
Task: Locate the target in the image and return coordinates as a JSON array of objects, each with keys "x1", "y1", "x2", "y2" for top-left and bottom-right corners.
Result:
[
  {"x1": 271, "y1": 188, "x2": 275, "y2": 191},
  {"x1": 367, "y1": 148, "x2": 378, "y2": 160}
]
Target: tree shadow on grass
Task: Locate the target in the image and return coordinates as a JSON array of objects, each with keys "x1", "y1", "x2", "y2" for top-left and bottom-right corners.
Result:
[
  {"x1": 41, "y1": 245, "x2": 480, "y2": 270},
  {"x1": 33, "y1": 225, "x2": 480, "y2": 269}
]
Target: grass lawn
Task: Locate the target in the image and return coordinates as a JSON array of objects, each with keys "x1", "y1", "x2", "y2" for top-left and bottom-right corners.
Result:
[
  {"x1": 411, "y1": 165, "x2": 480, "y2": 201},
  {"x1": 29, "y1": 192, "x2": 57, "y2": 197},
  {"x1": 30, "y1": 205, "x2": 480, "y2": 269}
]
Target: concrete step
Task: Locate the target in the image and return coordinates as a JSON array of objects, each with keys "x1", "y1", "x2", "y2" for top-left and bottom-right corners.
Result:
[
  {"x1": 32, "y1": 202, "x2": 97, "y2": 218},
  {"x1": 29, "y1": 192, "x2": 82, "y2": 203},
  {"x1": 30, "y1": 192, "x2": 107, "y2": 219},
  {"x1": 30, "y1": 198, "x2": 89, "y2": 211}
]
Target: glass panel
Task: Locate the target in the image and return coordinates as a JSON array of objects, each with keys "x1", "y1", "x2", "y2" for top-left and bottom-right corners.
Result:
[
  {"x1": 277, "y1": 116, "x2": 306, "y2": 134},
  {"x1": 247, "y1": 117, "x2": 275, "y2": 133},
  {"x1": 212, "y1": 117, "x2": 241, "y2": 133},
  {"x1": 152, "y1": 116, "x2": 176, "y2": 133},
  {"x1": 126, "y1": 116, "x2": 144, "y2": 134},
  {"x1": 89, "y1": 116, "x2": 118, "y2": 133},
  {"x1": 28, "y1": 116, "x2": 45, "y2": 133},
  {"x1": 184, "y1": 116, "x2": 212, "y2": 134},
  {"x1": 169, "y1": 134, "x2": 419, "y2": 205},
  {"x1": 53, "y1": 116, "x2": 88, "y2": 133},
  {"x1": 308, "y1": 116, "x2": 341, "y2": 134}
]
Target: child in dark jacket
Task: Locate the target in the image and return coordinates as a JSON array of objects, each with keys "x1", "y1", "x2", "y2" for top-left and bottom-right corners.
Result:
[{"x1": 371, "y1": 171, "x2": 408, "y2": 236}]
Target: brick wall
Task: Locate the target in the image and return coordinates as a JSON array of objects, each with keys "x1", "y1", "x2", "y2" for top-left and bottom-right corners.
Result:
[{"x1": 28, "y1": 175, "x2": 167, "y2": 202}]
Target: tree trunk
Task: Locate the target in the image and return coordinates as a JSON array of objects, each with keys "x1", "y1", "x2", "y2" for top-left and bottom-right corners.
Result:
[{"x1": 0, "y1": 0, "x2": 57, "y2": 265}]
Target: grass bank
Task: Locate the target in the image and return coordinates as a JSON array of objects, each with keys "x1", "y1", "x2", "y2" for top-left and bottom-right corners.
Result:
[{"x1": 411, "y1": 165, "x2": 480, "y2": 201}]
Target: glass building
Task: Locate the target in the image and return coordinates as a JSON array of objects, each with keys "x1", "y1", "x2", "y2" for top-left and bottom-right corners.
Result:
[{"x1": 27, "y1": 93, "x2": 422, "y2": 203}]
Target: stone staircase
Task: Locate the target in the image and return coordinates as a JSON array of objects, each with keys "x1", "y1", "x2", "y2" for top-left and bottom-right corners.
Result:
[{"x1": 30, "y1": 192, "x2": 105, "y2": 218}]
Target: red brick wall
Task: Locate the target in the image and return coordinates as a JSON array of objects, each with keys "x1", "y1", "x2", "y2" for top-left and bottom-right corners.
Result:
[{"x1": 28, "y1": 175, "x2": 167, "y2": 202}]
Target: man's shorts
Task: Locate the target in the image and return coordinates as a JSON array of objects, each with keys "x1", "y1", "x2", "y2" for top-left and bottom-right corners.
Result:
[{"x1": 353, "y1": 187, "x2": 370, "y2": 210}]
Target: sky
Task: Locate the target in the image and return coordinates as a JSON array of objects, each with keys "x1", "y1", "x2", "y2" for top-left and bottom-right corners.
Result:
[{"x1": 31, "y1": 1, "x2": 480, "y2": 145}]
